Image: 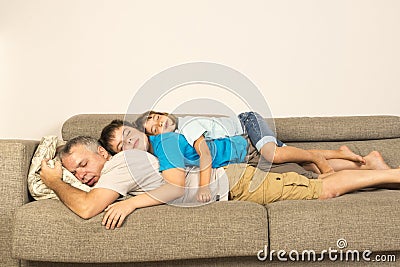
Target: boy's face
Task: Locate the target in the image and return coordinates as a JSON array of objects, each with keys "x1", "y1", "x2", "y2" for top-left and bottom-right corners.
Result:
[
  {"x1": 109, "y1": 126, "x2": 149, "y2": 153},
  {"x1": 144, "y1": 114, "x2": 176, "y2": 135}
]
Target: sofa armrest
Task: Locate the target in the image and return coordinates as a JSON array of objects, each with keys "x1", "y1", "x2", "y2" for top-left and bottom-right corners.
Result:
[
  {"x1": 0, "y1": 139, "x2": 38, "y2": 267},
  {"x1": 0, "y1": 139, "x2": 39, "y2": 206}
]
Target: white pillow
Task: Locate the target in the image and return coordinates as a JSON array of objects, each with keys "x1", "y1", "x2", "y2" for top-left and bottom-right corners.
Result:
[{"x1": 28, "y1": 136, "x2": 91, "y2": 200}]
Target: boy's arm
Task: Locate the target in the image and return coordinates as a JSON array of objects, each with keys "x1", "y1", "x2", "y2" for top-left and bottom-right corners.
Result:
[{"x1": 193, "y1": 135, "x2": 212, "y2": 202}]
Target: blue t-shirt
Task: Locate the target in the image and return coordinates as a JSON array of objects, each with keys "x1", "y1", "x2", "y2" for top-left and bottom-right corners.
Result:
[{"x1": 149, "y1": 132, "x2": 248, "y2": 171}]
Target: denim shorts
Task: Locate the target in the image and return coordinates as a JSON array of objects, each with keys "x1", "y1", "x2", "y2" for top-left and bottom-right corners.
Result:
[{"x1": 238, "y1": 111, "x2": 285, "y2": 151}]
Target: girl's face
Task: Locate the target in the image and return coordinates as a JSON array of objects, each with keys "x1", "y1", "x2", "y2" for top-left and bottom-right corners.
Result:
[
  {"x1": 144, "y1": 113, "x2": 176, "y2": 135},
  {"x1": 108, "y1": 126, "x2": 149, "y2": 153}
]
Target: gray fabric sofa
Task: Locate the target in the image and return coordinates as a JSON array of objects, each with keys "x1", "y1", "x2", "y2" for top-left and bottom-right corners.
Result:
[{"x1": 2, "y1": 114, "x2": 400, "y2": 267}]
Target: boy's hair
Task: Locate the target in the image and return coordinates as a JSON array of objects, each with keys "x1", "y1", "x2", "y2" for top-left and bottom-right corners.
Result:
[
  {"x1": 58, "y1": 136, "x2": 100, "y2": 160},
  {"x1": 99, "y1": 119, "x2": 134, "y2": 155},
  {"x1": 134, "y1": 110, "x2": 178, "y2": 134}
]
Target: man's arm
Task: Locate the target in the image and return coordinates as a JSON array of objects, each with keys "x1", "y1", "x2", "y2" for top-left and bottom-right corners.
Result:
[
  {"x1": 102, "y1": 182, "x2": 185, "y2": 229},
  {"x1": 40, "y1": 160, "x2": 119, "y2": 219},
  {"x1": 102, "y1": 168, "x2": 187, "y2": 229}
]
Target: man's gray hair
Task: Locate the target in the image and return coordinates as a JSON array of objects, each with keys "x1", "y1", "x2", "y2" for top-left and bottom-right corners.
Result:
[{"x1": 58, "y1": 136, "x2": 100, "y2": 160}]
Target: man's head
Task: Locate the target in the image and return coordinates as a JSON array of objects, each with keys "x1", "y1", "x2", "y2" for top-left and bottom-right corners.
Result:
[
  {"x1": 59, "y1": 136, "x2": 109, "y2": 186},
  {"x1": 99, "y1": 119, "x2": 149, "y2": 155},
  {"x1": 135, "y1": 110, "x2": 178, "y2": 135}
]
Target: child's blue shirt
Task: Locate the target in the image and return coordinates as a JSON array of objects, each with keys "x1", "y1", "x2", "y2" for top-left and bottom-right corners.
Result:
[{"x1": 149, "y1": 132, "x2": 247, "y2": 171}]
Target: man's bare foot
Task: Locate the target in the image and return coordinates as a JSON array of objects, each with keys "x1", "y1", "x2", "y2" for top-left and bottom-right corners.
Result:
[
  {"x1": 363, "y1": 151, "x2": 391, "y2": 170},
  {"x1": 338, "y1": 145, "x2": 366, "y2": 164}
]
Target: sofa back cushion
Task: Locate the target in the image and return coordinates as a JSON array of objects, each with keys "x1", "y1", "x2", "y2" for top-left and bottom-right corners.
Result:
[
  {"x1": 62, "y1": 114, "x2": 400, "y2": 168},
  {"x1": 62, "y1": 114, "x2": 400, "y2": 142}
]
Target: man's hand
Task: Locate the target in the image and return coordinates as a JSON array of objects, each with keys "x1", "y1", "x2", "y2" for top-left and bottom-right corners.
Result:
[
  {"x1": 102, "y1": 200, "x2": 136, "y2": 230},
  {"x1": 197, "y1": 185, "x2": 212, "y2": 203},
  {"x1": 40, "y1": 159, "x2": 63, "y2": 188}
]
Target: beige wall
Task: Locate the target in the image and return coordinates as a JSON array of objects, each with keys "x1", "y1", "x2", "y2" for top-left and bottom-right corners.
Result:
[{"x1": 1, "y1": 0, "x2": 399, "y2": 140}]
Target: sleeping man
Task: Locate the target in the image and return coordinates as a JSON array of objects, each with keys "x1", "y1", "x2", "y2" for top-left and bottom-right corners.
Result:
[{"x1": 40, "y1": 133, "x2": 400, "y2": 230}]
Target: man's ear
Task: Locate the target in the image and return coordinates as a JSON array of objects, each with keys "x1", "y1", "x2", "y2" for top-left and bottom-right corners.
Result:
[{"x1": 97, "y1": 146, "x2": 110, "y2": 160}]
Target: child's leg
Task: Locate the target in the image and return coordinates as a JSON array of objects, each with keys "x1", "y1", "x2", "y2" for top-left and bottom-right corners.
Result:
[
  {"x1": 260, "y1": 144, "x2": 335, "y2": 174},
  {"x1": 319, "y1": 168, "x2": 400, "y2": 199},
  {"x1": 303, "y1": 150, "x2": 391, "y2": 173},
  {"x1": 237, "y1": 112, "x2": 391, "y2": 175},
  {"x1": 238, "y1": 112, "x2": 334, "y2": 174},
  {"x1": 301, "y1": 163, "x2": 322, "y2": 174},
  {"x1": 326, "y1": 151, "x2": 390, "y2": 171},
  {"x1": 238, "y1": 111, "x2": 284, "y2": 153},
  {"x1": 309, "y1": 145, "x2": 365, "y2": 164}
]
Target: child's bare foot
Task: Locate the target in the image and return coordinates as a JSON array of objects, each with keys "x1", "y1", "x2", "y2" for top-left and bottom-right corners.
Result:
[
  {"x1": 363, "y1": 151, "x2": 391, "y2": 170},
  {"x1": 338, "y1": 145, "x2": 366, "y2": 164}
]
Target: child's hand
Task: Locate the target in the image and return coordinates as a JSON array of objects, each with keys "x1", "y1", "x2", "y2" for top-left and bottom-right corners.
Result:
[
  {"x1": 197, "y1": 185, "x2": 212, "y2": 203},
  {"x1": 102, "y1": 201, "x2": 136, "y2": 230}
]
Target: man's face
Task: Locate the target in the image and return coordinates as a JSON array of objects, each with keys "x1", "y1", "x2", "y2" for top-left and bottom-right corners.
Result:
[
  {"x1": 62, "y1": 144, "x2": 108, "y2": 186},
  {"x1": 109, "y1": 125, "x2": 149, "y2": 154}
]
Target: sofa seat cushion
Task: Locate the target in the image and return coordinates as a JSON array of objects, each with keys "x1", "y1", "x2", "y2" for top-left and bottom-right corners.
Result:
[
  {"x1": 267, "y1": 189, "x2": 400, "y2": 253},
  {"x1": 12, "y1": 200, "x2": 268, "y2": 263}
]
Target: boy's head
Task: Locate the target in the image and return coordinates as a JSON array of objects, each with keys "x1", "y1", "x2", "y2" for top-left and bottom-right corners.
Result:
[
  {"x1": 135, "y1": 110, "x2": 178, "y2": 135},
  {"x1": 99, "y1": 119, "x2": 149, "y2": 155}
]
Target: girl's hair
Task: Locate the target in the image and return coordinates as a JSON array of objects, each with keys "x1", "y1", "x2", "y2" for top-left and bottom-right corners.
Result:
[
  {"x1": 134, "y1": 110, "x2": 178, "y2": 134},
  {"x1": 98, "y1": 119, "x2": 134, "y2": 155}
]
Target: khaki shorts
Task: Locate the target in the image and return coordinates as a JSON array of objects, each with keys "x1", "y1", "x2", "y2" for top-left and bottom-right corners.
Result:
[{"x1": 225, "y1": 164, "x2": 322, "y2": 204}]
